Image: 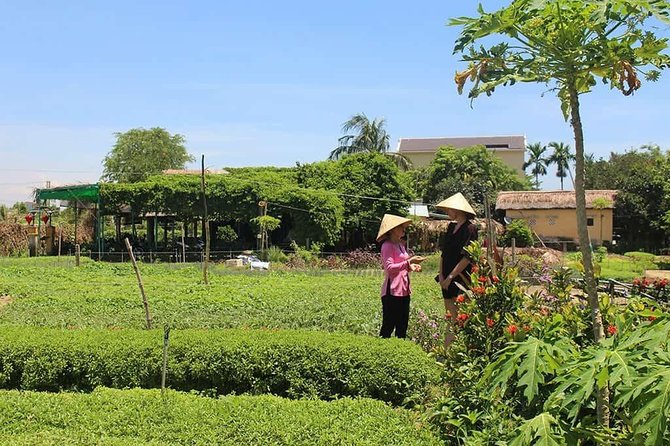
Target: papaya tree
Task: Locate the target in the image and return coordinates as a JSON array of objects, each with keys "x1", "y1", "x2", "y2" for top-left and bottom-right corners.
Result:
[{"x1": 450, "y1": 0, "x2": 670, "y2": 427}]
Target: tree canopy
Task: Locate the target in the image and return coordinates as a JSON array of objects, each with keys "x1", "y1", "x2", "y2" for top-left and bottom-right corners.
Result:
[
  {"x1": 586, "y1": 145, "x2": 670, "y2": 251},
  {"x1": 420, "y1": 145, "x2": 531, "y2": 214},
  {"x1": 298, "y1": 152, "x2": 413, "y2": 246},
  {"x1": 102, "y1": 127, "x2": 194, "y2": 183}
]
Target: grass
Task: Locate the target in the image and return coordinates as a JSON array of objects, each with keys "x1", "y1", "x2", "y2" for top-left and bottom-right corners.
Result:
[
  {"x1": 562, "y1": 251, "x2": 662, "y2": 282},
  {"x1": 0, "y1": 257, "x2": 444, "y2": 334}
]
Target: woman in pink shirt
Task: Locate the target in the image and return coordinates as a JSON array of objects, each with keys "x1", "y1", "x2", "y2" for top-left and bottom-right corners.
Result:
[{"x1": 376, "y1": 214, "x2": 424, "y2": 338}]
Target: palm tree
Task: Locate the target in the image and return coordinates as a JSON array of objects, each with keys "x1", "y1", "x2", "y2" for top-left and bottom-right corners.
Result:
[
  {"x1": 522, "y1": 142, "x2": 549, "y2": 189},
  {"x1": 548, "y1": 141, "x2": 575, "y2": 190},
  {"x1": 328, "y1": 113, "x2": 411, "y2": 170}
]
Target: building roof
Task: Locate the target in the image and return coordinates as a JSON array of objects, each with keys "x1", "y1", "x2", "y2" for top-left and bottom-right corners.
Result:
[
  {"x1": 397, "y1": 135, "x2": 526, "y2": 153},
  {"x1": 496, "y1": 190, "x2": 618, "y2": 210}
]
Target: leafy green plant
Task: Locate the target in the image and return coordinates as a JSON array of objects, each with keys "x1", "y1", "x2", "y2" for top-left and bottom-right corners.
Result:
[
  {"x1": 0, "y1": 388, "x2": 443, "y2": 445},
  {"x1": 0, "y1": 327, "x2": 439, "y2": 405},
  {"x1": 500, "y1": 219, "x2": 535, "y2": 248}
]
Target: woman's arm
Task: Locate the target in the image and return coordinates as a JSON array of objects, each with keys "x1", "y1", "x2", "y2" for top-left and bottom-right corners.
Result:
[{"x1": 381, "y1": 243, "x2": 410, "y2": 274}]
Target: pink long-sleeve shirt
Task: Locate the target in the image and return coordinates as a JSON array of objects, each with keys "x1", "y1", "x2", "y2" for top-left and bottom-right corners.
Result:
[{"x1": 380, "y1": 240, "x2": 411, "y2": 297}]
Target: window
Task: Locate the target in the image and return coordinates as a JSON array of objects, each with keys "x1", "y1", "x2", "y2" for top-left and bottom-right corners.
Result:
[{"x1": 587, "y1": 217, "x2": 594, "y2": 226}]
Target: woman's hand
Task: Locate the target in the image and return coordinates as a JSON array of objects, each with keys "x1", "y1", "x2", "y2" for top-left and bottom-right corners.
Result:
[
  {"x1": 410, "y1": 263, "x2": 422, "y2": 272},
  {"x1": 409, "y1": 255, "x2": 425, "y2": 264},
  {"x1": 440, "y1": 276, "x2": 452, "y2": 290}
]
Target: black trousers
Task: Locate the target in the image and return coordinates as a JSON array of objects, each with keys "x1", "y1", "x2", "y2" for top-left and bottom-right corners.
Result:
[{"x1": 380, "y1": 295, "x2": 410, "y2": 339}]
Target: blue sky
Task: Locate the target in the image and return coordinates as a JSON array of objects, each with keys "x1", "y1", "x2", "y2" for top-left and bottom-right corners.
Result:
[{"x1": 2, "y1": 0, "x2": 670, "y2": 205}]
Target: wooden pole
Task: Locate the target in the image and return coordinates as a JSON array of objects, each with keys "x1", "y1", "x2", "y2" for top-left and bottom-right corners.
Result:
[
  {"x1": 75, "y1": 244, "x2": 81, "y2": 267},
  {"x1": 161, "y1": 324, "x2": 170, "y2": 393},
  {"x1": 58, "y1": 224, "x2": 62, "y2": 259},
  {"x1": 200, "y1": 155, "x2": 210, "y2": 284},
  {"x1": 124, "y1": 237, "x2": 153, "y2": 329},
  {"x1": 181, "y1": 222, "x2": 186, "y2": 263}
]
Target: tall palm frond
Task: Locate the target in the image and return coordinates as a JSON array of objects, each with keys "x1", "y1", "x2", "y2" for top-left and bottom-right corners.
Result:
[
  {"x1": 329, "y1": 113, "x2": 412, "y2": 170},
  {"x1": 523, "y1": 142, "x2": 549, "y2": 189},
  {"x1": 548, "y1": 141, "x2": 576, "y2": 190}
]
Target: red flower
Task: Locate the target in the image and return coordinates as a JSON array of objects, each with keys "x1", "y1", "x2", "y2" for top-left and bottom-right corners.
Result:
[
  {"x1": 457, "y1": 313, "x2": 469, "y2": 322},
  {"x1": 445, "y1": 311, "x2": 452, "y2": 319},
  {"x1": 472, "y1": 265, "x2": 479, "y2": 274},
  {"x1": 648, "y1": 315, "x2": 657, "y2": 322},
  {"x1": 472, "y1": 286, "x2": 486, "y2": 295},
  {"x1": 478, "y1": 276, "x2": 487, "y2": 284},
  {"x1": 507, "y1": 324, "x2": 518, "y2": 335},
  {"x1": 523, "y1": 325, "x2": 531, "y2": 332},
  {"x1": 491, "y1": 275, "x2": 500, "y2": 283},
  {"x1": 455, "y1": 294, "x2": 465, "y2": 303},
  {"x1": 633, "y1": 278, "x2": 641, "y2": 286},
  {"x1": 607, "y1": 325, "x2": 617, "y2": 335},
  {"x1": 486, "y1": 318, "x2": 494, "y2": 328}
]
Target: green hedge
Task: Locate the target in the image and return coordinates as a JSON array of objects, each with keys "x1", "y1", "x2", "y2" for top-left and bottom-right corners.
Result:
[
  {"x1": 0, "y1": 328, "x2": 439, "y2": 405},
  {"x1": 0, "y1": 388, "x2": 442, "y2": 445}
]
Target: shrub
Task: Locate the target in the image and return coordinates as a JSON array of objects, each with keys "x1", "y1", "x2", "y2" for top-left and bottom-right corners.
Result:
[
  {"x1": 345, "y1": 249, "x2": 380, "y2": 269},
  {"x1": 0, "y1": 388, "x2": 443, "y2": 445},
  {"x1": 499, "y1": 219, "x2": 534, "y2": 248},
  {"x1": 0, "y1": 328, "x2": 439, "y2": 405},
  {"x1": 267, "y1": 246, "x2": 288, "y2": 263}
]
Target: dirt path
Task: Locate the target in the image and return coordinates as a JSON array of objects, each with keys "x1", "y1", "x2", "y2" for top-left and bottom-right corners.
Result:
[{"x1": 0, "y1": 295, "x2": 12, "y2": 311}]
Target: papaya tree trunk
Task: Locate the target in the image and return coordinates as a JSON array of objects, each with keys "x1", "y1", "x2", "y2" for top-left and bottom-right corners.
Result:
[{"x1": 568, "y1": 81, "x2": 609, "y2": 426}]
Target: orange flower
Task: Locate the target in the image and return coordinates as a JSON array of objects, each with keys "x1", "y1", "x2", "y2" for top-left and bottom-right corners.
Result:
[
  {"x1": 648, "y1": 315, "x2": 657, "y2": 322},
  {"x1": 491, "y1": 275, "x2": 500, "y2": 283},
  {"x1": 472, "y1": 265, "x2": 479, "y2": 274},
  {"x1": 607, "y1": 325, "x2": 617, "y2": 335},
  {"x1": 457, "y1": 313, "x2": 469, "y2": 322},
  {"x1": 486, "y1": 318, "x2": 494, "y2": 328},
  {"x1": 507, "y1": 324, "x2": 518, "y2": 335},
  {"x1": 455, "y1": 294, "x2": 465, "y2": 303},
  {"x1": 478, "y1": 276, "x2": 487, "y2": 284}
]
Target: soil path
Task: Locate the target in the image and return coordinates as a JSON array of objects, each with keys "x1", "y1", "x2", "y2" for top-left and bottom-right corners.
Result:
[{"x1": 0, "y1": 295, "x2": 12, "y2": 310}]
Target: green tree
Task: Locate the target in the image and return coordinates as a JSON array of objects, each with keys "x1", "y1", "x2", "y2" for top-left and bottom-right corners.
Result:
[
  {"x1": 328, "y1": 113, "x2": 411, "y2": 170},
  {"x1": 298, "y1": 152, "x2": 412, "y2": 246},
  {"x1": 451, "y1": 0, "x2": 670, "y2": 427},
  {"x1": 586, "y1": 145, "x2": 670, "y2": 251},
  {"x1": 422, "y1": 145, "x2": 531, "y2": 214},
  {"x1": 548, "y1": 141, "x2": 575, "y2": 190},
  {"x1": 102, "y1": 127, "x2": 194, "y2": 183},
  {"x1": 523, "y1": 142, "x2": 549, "y2": 189}
]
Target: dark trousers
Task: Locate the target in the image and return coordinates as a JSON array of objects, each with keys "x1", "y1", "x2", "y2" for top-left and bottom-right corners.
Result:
[{"x1": 380, "y1": 295, "x2": 410, "y2": 339}]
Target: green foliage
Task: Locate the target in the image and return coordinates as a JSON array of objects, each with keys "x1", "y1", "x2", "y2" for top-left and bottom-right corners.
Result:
[
  {"x1": 101, "y1": 127, "x2": 194, "y2": 183},
  {"x1": 548, "y1": 142, "x2": 575, "y2": 191},
  {"x1": 523, "y1": 142, "x2": 550, "y2": 189},
  {"x1": 250, "y1": 215, "x2": 281, "y2": 233},
  {"x1": 0, "y1": 259, "x2": 444, "y2": 334},
  {"x1": 422, "y1": 146, "x2": 530, "y2": 212},
  {"x1": 0, "y1": 327, "x2": 438, "y2": 405},
  {"x1": 500, "y1": 219, "x2": 535, "y2": 248},
  {"x1": 585, "y1": 146, "x2": 670, "y2": 251},
  {"x1": 100, "y1": 173, "x2": 344, "y2": 245},
  {"x1": 267, "y1": 246, "x2": 288, "y2": 263},
  {"x1": 0, "y1": 388, "x2": 443, "y2": 445},
  {"x1": 297, "y1": 153, "x2": 413, "y2": 244},
  {"x1": 215, "y1": 225, "x2": 238, "y2": 244}
]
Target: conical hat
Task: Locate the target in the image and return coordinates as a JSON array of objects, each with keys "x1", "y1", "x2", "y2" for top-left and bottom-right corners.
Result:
[
  {"x1": 435, "y1": 193, "x2": 476, "y2": 217},
  {"x1": 376, "y1": 214, "x2": 412, "y2": 242}
]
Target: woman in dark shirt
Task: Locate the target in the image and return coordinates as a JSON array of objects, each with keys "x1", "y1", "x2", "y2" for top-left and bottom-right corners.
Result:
[{"x1": 435, "y1": 193, "x2": 478, "y2": 347}]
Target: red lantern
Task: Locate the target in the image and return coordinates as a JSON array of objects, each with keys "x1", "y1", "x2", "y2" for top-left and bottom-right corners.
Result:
[
  {"x1": 25, "y1": 214, "x2": 33, "y2": 224},
  {"x1": 41, "y1": 214, "x2": 50, "y2": 224}
]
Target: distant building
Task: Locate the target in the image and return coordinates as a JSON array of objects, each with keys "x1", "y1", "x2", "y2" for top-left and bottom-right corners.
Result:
[
  {"x1": 397, "y1": 135, "x2": 526, "y2": 174},
  {"x1": 496, "y1": 190, "x2": 617, "y2": 246}
]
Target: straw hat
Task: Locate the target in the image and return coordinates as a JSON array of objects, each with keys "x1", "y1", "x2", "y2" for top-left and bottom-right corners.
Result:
[
  {"x1": 376, "y1": 214, "x2": 412, "y2": 242},
  {"x1": 435, "y1": 193, "x2": 476, "y2": 217}
]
